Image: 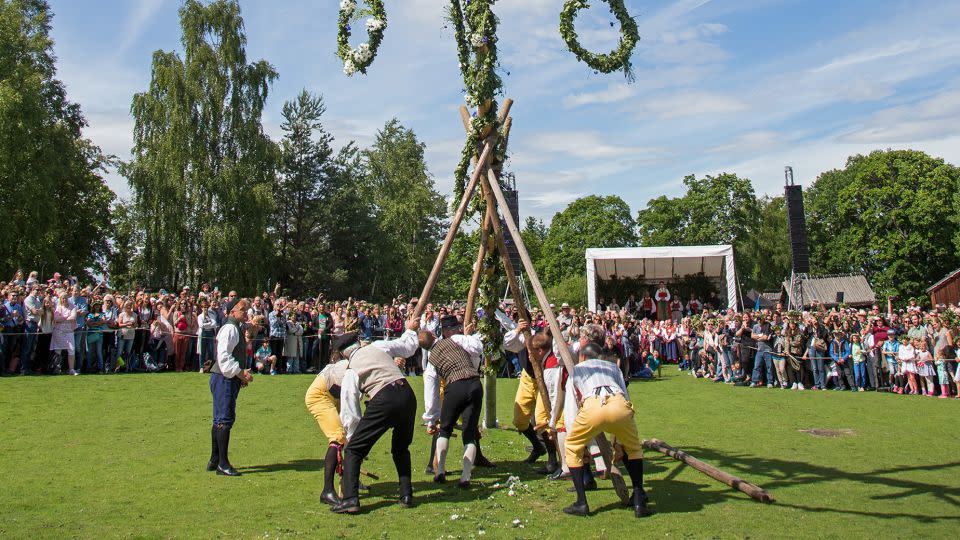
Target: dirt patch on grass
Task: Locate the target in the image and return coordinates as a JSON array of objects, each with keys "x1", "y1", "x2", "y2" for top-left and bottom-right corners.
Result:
[{"x1": 799, "y1": 428, "x2": 856, "y2": 438}]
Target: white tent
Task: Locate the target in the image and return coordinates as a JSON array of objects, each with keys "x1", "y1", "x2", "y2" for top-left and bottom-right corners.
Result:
[{"x1": 585, "y1": 245, "x2": 740, "y2": 311}]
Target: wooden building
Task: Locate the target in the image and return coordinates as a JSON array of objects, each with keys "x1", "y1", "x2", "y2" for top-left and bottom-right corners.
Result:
[
  {"x1": 928, "y1": 268, "x2": 960, "y2": 306},
  {"x1": 781, "y1": 274, "x2": 876, "y2": 309}
]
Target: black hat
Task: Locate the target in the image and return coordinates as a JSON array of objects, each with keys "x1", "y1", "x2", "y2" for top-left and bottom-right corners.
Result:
[
  {"x1": 332, "y1": 332, "x2": 360, "y2": 352},
  {"x1": 440, "y1": 315, "x2": 462, "y2": 330}
]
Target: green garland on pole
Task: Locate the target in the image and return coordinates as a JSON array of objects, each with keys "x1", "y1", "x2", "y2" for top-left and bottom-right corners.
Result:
[
  {"x1": 560, "y1": 0, "x2": 640, "y2": 79},
  {"x1": 337, "y1": 0, "x2": 387, "y2": 76}
]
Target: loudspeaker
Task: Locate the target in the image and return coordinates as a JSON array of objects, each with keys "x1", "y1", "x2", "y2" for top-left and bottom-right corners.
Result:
[
  {"x1": 502, "y1": 188, "x2": 522, "y2": 272},
  {"x1": 784, "y1": 184, "x2": 810, "y2": 274}
]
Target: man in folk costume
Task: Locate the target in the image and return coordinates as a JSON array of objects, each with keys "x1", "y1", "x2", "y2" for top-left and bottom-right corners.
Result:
[
  {"x1": 641, "y1": 291, "x2": 656, "y2": 320},
  {"x1": 331, "y1": 319, "x2": 426, "y2": 514},
  {"x1": 655, "y1": 281, "x2": 671, "y2": 321},
  {"x1": 304, "y1": 349, "x2": 350, "y2": 506},
  {"x1": 562, "y1": 341, "x2": 652, "y2": 518},
  {"x1": 421, "y1": 315, "x2": 528, "y2": 476},
  {"x1": 534, "y1": 331, "x2": 571, "y2": 481},
  {"x1": 206, "y1": 299, "x2": 255, "y2": 477},
  {"x1": 424, "y1": 314, "x2": 527, "y2": 473}
]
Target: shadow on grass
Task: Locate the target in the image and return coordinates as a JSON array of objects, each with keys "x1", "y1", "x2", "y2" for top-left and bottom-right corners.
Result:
[
  {"x1": 646, "y1": 447, "x2": 960, "y2": 522},
  {"x1": 241, "y1": 459, "x2": 324, "y2": 473}
]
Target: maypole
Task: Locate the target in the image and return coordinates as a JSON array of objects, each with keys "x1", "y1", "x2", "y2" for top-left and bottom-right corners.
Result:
[{"x1": 334, "y1": 0, "x2": 642, "y2": 504}]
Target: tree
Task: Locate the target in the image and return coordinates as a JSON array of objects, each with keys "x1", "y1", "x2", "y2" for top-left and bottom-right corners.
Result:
[
  {"x1": 106, "y1": 200, "x2": 145, "y2": 292},
  {"x1": 805, "y1": 149, "x2": 960, "y2": 300},
  {"x1": 520, "y1": 216, "x2": 548, "y2": 274},
  {"x1": 739, "y1": 196, "x2": 791, "y2": 291},
  {"x1": 0, "y1": 0, "x2": 114, "y2": 279},
  {"x1": 636, "y1": 173, "x2": 774, "y2": 291},
  {"x1": 125, "y1": 0, "x2": 277, "y2": 291},
  {"x1": 540, "y1": 195, "x2": 637, "y2": 286},
  {"x1": 361, "y1": 119, "x2": 447, "y2": 298},
  {"x1": 272, "y1": 90, "x2": 336, "y2": 296}
]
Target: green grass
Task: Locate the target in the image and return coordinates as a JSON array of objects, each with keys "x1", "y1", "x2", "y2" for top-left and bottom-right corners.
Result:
[{"x1": 1, "y1": 369, "x2": 958, "y2": 539}]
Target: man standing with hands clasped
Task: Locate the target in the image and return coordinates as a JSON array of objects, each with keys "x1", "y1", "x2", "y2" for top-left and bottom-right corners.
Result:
[{"x1": 206, "y1": 299, "x2": 255, "y2": 477}]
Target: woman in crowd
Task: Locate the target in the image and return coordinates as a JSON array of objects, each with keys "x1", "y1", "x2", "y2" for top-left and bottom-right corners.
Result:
[
  {"x1": 172, "y1": 301, "x2": 191, "y2": 372},
  {"x1": 117, "y1": 300, "x2": 138, "y2": 372},
  {"x1": 284, "y1": 312, "x2": 304, "y2": 374},
  {"x1": 51, "y1": 291, "x2": 77, "y2": 375},
  {"x1": 101, "y1": 295, "x2": 119, "y2": 372},
  {"x1": 197, "y1": 298, "x2": 218, "y2": 372}
]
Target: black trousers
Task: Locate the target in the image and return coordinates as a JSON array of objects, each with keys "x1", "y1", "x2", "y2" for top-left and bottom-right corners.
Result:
[
  {"x1": 342, "y1": 379, "x2": 417, "y2": 500},
  {"x1": 739, "y1": 343, "x2": 755, "y2": 379},
  {"x1": 438, "y1": 378, "x2": 483, "y2": 445}
]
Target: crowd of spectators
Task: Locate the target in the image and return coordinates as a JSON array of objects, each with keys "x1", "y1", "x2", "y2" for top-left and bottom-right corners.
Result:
[{"x1": 3, "y1": 270, "x2": 959, "y2": 400}]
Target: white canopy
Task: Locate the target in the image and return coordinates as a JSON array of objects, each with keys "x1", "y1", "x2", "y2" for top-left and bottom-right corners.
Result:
[{"x1": 585, "y1": 245, "x2": 740, "y2": 311}]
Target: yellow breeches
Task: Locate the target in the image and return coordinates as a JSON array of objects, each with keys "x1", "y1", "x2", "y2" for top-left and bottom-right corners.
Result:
[
  {"x1": 564, "y1": 394, "x2": 643, "y2": 468},
  {"x1": 512, "y1": 371, "x2": 550, "y2": 432},
  {"x1": 304, "y1": 375, "x2": 346, "y2": 445}
]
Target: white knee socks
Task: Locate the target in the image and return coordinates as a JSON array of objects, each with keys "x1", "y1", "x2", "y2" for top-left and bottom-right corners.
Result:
[
  {"x1": 435, "y1": 436, "x2": 450, "y2": 475},
  {"x1": 461, "y1": 443, "x2": 477, "y2": 483}
]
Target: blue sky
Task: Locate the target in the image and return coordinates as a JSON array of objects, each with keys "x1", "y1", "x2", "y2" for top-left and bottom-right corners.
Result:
[{"x1": 50, "y1": 0, "x2": 960, "y2": 222}]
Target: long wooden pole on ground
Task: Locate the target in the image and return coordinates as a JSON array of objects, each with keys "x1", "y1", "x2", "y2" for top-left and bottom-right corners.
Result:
[
  {"x1": 643, "y1": 439, "x2": 775, "y2": 503},
  {"x1": 484, "y1": 169, "x2": 630, "y2": 504},
  {"x1": 411, "y1": 141, "x2": 494, "y2": 320}
]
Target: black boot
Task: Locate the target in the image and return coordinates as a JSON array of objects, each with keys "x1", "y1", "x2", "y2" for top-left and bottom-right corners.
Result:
[
  {"x1": 320, "y1": 445, "x2": 340, "y2": 506},
  {"x1": 563, "y1": 466, "x2": 589, "y2": 516},
  {"x1": 330, "y1": 496, "x2": 360, "y2": 514},
  {"x1": 206, "y1": 425, "x2": 219, "y2": 471},
  {"x1": 474, "y1": 443, "x2": 495, "y2": 468},
  {"x1": 521, "y1": 426, "x2": 546, "y2": 464},
  {"x1": 398, "y1": 476, "x2": 414, "y2": 508},
  {"x1": 538, "y1": 433, "x2": 559, "y2": 474},
  {"x1": 425, "y1": 432, "x2": 438, "y2": 475},
  {"x1": 568, "y1": 463, "x2": 598, "y2": 492},
  {"x1": 625, "y1": 458, "x2": 653, "y2": 518},
  {"x1": 214, "y1": 424, "x2": 241, "y2": 476}
]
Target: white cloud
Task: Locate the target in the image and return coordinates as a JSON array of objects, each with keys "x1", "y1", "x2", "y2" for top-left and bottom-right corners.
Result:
[
  {"x1": 523, "y1": 190, "x2": 584, "y2": 208},
  {"x1": 840, "y1": 88, "x2": 960, "y2": 143},
  {"x1": 526, "y1": 131, "x2": 663, "y2": 160},
  {"x1": 708, "y1": 131, "x2": 783, "y2": 154},
  {"x1": 118, "y1": 0, "x2": 166, "y2": 55},
  {"x1": 563, "y1": 83, "x2": 636, "y2": 108},
  {"x1": 637, "y1": 90, "x2": 747, "y2": 119}
]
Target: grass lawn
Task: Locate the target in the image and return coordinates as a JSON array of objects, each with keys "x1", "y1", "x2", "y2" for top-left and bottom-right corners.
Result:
[{"x1": 1, "y1": 369, "x2": 958, "y2": 539}]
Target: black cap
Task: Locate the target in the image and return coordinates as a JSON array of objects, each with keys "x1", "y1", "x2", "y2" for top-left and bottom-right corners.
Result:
[
  {"x1": 440, "y1": 315, "x2": 462, "y2": 330},
  {"x1": 332, "y1": 332, "x2": 360, "y2": 352}
]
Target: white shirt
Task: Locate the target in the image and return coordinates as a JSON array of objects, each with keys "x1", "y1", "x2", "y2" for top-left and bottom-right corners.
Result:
[
  {"x1": 563, "y1": 358, "x2": 629, "y2": 430},
  {"x1": 340, "y1": 330, "x2": 419, "y2": 440},
  {"x1": 213, "y1": 323, "x2": 243, "y2": 379}
]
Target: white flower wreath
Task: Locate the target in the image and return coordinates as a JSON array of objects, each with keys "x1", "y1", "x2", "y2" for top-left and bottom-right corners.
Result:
[{"x1": 337, "y1": 0, "x2": 387, "y2": 77}]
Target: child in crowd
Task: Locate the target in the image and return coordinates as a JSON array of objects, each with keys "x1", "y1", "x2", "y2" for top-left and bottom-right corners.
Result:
[
  {"x1": 254, "y1": 341, "x2": 278, "y2": 375},
  {"x1": 882, "y1": 335, "x2": 900, "y2": 393},
  {"x1": 934, "y1": 344, "x2": 954, "y2": 399},
  {"x1": 915, "y1": 340, "x2": 935, "y2": 396},
  {"x1": 898, "y1": 336, "x2": 917, "y2": 395},
  {"x1": 851, "y1": 333, "x2": 866, "y2": 392}
]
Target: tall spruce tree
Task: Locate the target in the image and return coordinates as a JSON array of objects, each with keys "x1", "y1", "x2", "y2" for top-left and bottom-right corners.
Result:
[{"x1": 124, "y1": 0, "x2": 277, "y2": 291}]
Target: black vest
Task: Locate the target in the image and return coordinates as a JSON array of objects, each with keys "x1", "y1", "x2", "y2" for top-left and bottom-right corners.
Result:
[{"x1": 226, "y1": 316, "x2": 246, "y2": 365}]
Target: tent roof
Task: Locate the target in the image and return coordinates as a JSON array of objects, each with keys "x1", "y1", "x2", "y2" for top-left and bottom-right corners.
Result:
[
  {"x1": 782, "y1": 274, "x2": 876, "y2": 307},
  {"x1": 585, "y1": 245, "x2": 734, "y2": 281}
]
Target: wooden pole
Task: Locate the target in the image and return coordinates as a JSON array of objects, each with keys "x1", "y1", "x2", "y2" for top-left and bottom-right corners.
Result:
[
  {"x1": 464, "y1": 211, "x2": 494, "y2": 328},
  {"x1": 411, "y1": 142, "x2": 494, "y2": 320},
  {"x1": 643, "y1": 439, "x2": 775, "y2": 503},
  {"x1": 479, "y1": 171, "x2": 551, "y2": 413},
  {"x1": 484, "y1": 168, "x2": 629, "y2": 504}
]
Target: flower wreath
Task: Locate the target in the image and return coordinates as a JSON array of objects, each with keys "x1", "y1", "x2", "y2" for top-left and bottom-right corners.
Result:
[
  {"x1": 337, "y1": 0, "x2": 387, "y2": 76},
  {"x1": 559, "y1": 0, "x2": 640, "y2": 78}
]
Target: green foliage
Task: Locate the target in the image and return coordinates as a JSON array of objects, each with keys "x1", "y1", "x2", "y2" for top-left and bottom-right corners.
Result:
[
  {"x1": 0, "y1": 0, "x2": 114, "y2": 280},
  {"x1": 559, "y1": 0, "x2": 640, "y2": 79},
  {"x1": 545, "y1": 273, "x2": 588, "y2": 310},
  {"x1": 740, "y1": 196, "x2": 792, "y2": 291},
  {"x1": 520, "y1": 216, "x2": 548, "y2": 273},
  {"x1": 361, "y1": 119, "x2": 447, "y2": 298},
  {"x1": 106, "y1": 201, "x2": 145, "y2": 292},
  {"x1": 636, "y1": 173, "x2": 782, "y2": 292},
  {"x1": 541, "y1": 195, "x2": 638, "y2": 285},
  {"x1": 805, "y1": 149, "x2": 960, "y2": 300},
  {"x1": 433, "y1": 229, "x2": 480, "y2": 303},
  {"x1": 125, "y1": 0, "x2": 278, "y2": 292}
]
